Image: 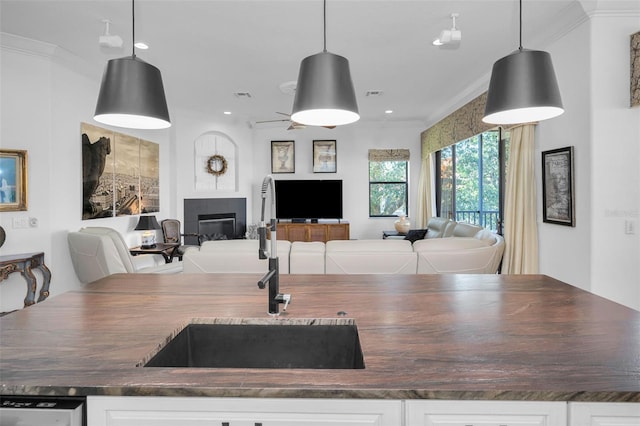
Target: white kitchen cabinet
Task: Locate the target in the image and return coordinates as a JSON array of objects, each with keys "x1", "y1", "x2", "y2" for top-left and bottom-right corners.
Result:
[
  {"x1": 87, "y1": 396, "x2": 402, "y2": 426},
  {"x1": 568, "y1": 402, "x2": 640, "y2": 426},
  {"x1": 405, "y1": 400, "x2": 567, "y2": 426}
]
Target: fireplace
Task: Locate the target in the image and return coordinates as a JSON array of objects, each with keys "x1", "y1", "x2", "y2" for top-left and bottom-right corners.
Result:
[
  {"x1": 198, "y1": 213, "x2": 236, "y2": 241},
  {"x1": 184, "y1": 198, "x2": 246, "y2": 245}
]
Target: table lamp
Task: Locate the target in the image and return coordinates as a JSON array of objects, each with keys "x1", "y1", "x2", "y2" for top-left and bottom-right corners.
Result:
[{"x1": 134, "y1": 215, "x2": 161, "y2": 249}]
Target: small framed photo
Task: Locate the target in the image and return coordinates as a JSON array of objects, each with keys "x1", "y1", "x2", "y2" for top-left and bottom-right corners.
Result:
[
  {"x1": 0, "y1": 149, "x2": 28, "y2": 212},
  {"x1": 542, "y1": 146, "x2": 575, "y2": 226},
  {"x1": 313, "y1": 140, "x2": 337, "y2": 173},
  {"x1": 271, "y1": 140, "x2": 295, "y2": 173}
]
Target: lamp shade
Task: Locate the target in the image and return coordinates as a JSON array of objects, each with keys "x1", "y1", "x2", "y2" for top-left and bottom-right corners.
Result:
[
  {"x1": 134, "y1": 215, "x2": 161, "y2": 231},
  {"x1": 483, "y1": 49, "x2": 564, "y2": 125},
  {"x1": 94, "y1": 56, "x2": 171, "y2": 130},
  {"x1": 291, "y1": 51, "x2": 359, "y2": 127}
]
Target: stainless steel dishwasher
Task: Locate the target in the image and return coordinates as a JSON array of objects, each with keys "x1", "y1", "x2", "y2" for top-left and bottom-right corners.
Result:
[{"x1": 0, "y1": 396, "x2": 84, "y2": 426}]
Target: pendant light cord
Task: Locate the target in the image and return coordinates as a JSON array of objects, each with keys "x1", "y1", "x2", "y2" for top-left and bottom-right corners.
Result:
[
  {"x1": 132, "y1": 0, "x2": 136, "y2": 57},
  {"x1": 323, "y1": 0, "x2": 327, "y2": 52},
  {"x1": 518, "y1": 0, "x2": 523, "y2": 51}
]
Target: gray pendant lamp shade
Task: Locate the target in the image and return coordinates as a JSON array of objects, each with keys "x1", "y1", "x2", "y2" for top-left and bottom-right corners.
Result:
[
  {"x1": 483, "y1": 0, "x2": 563, "y2": 125},
  {"x1": 291, "y1": 50, "x2": 359, "y2": 126},
  {"x1": 483, "y1": 49, "x2": 563, "y2": 125},
  {"x1": 94, "y1": 0, "x2": 170, "y2": 130},
  {"x1": 94, "y1": 56, "x2": 171, "y2": 129},
  {"x1": 291, "y1": 0, "x2": 359, "y2": 127}
]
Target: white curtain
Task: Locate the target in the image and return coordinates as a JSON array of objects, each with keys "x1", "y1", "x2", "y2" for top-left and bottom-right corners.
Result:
[
  {"x1": 502, "y1": 124, "x2": 539, "y2": 274},
  {"x1": 415, "y1": 152, "x2": 434, "y2": 228}
]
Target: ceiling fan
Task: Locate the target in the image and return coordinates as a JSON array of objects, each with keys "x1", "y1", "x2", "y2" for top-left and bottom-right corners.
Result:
[{"x1": 255, "y1": 112, "x2": 335, "y2": 130}]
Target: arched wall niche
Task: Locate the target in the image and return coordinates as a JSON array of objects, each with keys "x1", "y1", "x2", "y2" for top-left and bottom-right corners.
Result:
[{"x1": 194, "y1": 131, "x2": 238, "y2": 192}]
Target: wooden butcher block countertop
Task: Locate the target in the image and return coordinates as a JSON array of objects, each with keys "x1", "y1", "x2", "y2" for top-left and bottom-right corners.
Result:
[{"x1": 1, "y1": 273, "x2": 639, "y2": 401}]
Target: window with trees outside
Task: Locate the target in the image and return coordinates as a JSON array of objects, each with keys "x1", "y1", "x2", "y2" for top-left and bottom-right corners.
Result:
[
  {"x1": 369, "y1": 150, "x2": 409, "y2": 217},
  {"x1": 436, "y1": 129, "x2": 509, "y2": 233}
]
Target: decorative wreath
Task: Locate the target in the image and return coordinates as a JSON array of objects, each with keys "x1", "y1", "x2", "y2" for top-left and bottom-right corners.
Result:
[{"x1": 206, "y1": 154, "x2": 228, "y2": 176}]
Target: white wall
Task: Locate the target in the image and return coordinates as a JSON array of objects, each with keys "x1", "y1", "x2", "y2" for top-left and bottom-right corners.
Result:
[
  {"x1": 536, "y1": 19, "x2": 593, "y2": 294},
  {"x1": 537, "y1": 8, "x2": 640, "y2": 310},
  {"x1": 171, "y1": 110, "x2": 255, "y2": 223},
  {"x1": 588, "y1": 11, "x2": 639, "y2": 309},
  {"x1": 0, "y1": 35, "x2": 174, "y2": 312},
  {"x1": 250, "y1": 120, "x2": 424, "y2": 239}
]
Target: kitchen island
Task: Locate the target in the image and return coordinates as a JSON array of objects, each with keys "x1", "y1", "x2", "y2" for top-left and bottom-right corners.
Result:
[{"x1": 1, "y1": 273, "x2": 639, "y2": 424}]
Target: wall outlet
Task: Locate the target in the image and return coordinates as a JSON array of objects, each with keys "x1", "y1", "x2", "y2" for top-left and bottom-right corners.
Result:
[
  {"x1": 12, "y1": 216, "x2": 28, "y2": 229},
  {"x1": 625, "y1": 219, "x2": 635, "y2": 235}
]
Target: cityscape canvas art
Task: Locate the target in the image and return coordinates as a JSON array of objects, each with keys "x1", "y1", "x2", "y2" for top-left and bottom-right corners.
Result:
[{"x1": 81, "y1": 122, "x2": 159, "y2": 220}]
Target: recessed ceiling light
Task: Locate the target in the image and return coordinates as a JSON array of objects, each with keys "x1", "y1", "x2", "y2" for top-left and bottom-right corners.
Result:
[
  {"x1": 233, "y1": 92, "x2": 252, "y2": 98},
  {"x1": 134, "y1": 41, "x2": 149, "y2": 50},
  {"x1": 223, "y1": 111, "x2": 232, "y2": 115},
  {"x1": 385, "y1": 110, "x2": 393, "y2": 114}
]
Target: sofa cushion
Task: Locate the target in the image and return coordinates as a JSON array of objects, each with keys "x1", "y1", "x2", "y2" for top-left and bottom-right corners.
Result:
[
  {"x1": 326, "y1": 239, "x2": 414, "y2": 252},
  {"x1": 413, "y1": 237, "x2": 490, "y2": 252},
  {"x1": 325, "y1": 240, "x2": 416, "y2": 274},
  {"x1": 474, "y1": 228, "x2": 498, "y2": 244},
  {"x1": 451, "y1": 222, "x2": 484, "y2": 238},
  {"x1": 183, "y1": 239, "x2": 291, "y2": 274},
  {"x1": 290, "y1": 241, "x2": 325, "y2": 274},
  {"x1": 413, "y1": 235, "x2": 505, "y2": 274},
  {"x1": 425, "y1": 217, "x2": 450, "y2": 238}
]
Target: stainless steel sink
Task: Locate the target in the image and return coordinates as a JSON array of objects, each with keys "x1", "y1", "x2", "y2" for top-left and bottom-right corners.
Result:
[{"x1": 142, "y1": 319, "x2": 365, "y2": 369}]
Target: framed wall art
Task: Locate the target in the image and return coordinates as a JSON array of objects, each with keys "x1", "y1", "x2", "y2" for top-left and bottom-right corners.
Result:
[
  {"x1": 81, "y1": 122, "x2": 159, "y2": 220},
  {"x1": 0, "y1": 149, "x2": 28, "y2": 212},
  {"x1": 542, "y1": 146, "x2": 575, "y2": 226},
  {"x1": 271, "y1": 140, "x2": 295, "y2": 173},
  {"x1": 313, "y1": 140, "x2": 337, "y2": 173}
]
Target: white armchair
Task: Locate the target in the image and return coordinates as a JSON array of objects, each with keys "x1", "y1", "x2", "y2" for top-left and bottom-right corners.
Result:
[{"x1": 68, "y1": 227, "x2": 182, "y2": 284}]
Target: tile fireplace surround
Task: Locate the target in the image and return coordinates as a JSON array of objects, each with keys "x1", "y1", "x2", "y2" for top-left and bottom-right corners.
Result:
[{"x1": 183, "y1": 198, "x2": 247, "y2": 245}]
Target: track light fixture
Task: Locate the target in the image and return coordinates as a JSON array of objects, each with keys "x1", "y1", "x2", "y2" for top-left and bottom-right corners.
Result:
[
  {"x1": 291, "y1": 0, "x2": 359, "y2": 127},
  {"x1": 94, "y1": 0, "x2": 171, "y2": 129},
  {"x1": 483, "y1": 0, "x2": 564, "y2": 125}
]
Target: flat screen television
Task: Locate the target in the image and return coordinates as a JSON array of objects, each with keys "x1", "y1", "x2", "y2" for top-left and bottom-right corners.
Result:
[{"x1": 275, "y1": 180, "x2": 343, "y2": 220}]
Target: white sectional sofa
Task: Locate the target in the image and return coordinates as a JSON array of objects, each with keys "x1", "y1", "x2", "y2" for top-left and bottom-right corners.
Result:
[{"x1": 182, "y1": 222, "x2": 504, "y2": 275}]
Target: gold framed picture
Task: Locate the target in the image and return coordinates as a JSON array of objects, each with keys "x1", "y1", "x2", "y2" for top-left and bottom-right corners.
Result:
[{"x1": 0, "y1": 149, "x2": 28, "y2": 212}]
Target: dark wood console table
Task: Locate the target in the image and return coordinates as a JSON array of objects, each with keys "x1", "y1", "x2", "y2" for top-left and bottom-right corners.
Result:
[
  {"x1": 0, "y1": 252, "x2": 52, "y2": 307},
  {"x1": 275, "y1": 222, "x2": 350, "y2": 243},
  {"x1": 129, "y1": 243, "x2": 180, "y2": 264}
]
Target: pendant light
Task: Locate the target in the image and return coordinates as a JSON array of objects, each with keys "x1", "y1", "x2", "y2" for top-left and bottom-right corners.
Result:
[
  {"x1": 291, "y1": 0, "x2": 359, "y2": 127},
  {"x1": 483, "y1": 0, "x2": 563, "y2": 125},
  {"x1": 94, "y1": 0, "x2": 171, "y2": 129}
]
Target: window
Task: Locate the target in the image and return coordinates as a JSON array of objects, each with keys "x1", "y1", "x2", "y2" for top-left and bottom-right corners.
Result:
[
  {"x1": 368, "y1": 149, "x2": 409, "y2": 217},
  {"x1": 436, "y1": 129, "x2": 509, "y2": 233}
]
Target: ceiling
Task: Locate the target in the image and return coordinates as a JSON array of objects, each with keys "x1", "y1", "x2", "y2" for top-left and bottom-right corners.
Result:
[{"x1": 0, "y1": 0, "x2": 588, "y2": 129}]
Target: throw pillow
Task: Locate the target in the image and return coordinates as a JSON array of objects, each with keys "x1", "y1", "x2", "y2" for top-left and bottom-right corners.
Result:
[{"x1": 404, "y1": 229, "x2": 428, "y2": 243}]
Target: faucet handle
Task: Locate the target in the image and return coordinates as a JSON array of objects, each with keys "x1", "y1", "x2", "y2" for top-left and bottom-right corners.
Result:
[{"x1": 279, "y1": 293, "x2": 292, "y2": 311}]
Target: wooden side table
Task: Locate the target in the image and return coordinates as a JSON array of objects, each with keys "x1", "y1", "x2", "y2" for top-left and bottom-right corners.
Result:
[
  {"x1": 129, "y1": 243, "x2": 180, "y2": 264},
  {"x1": 0, "y1": 252, "x2": 52, "y2": 307}
]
